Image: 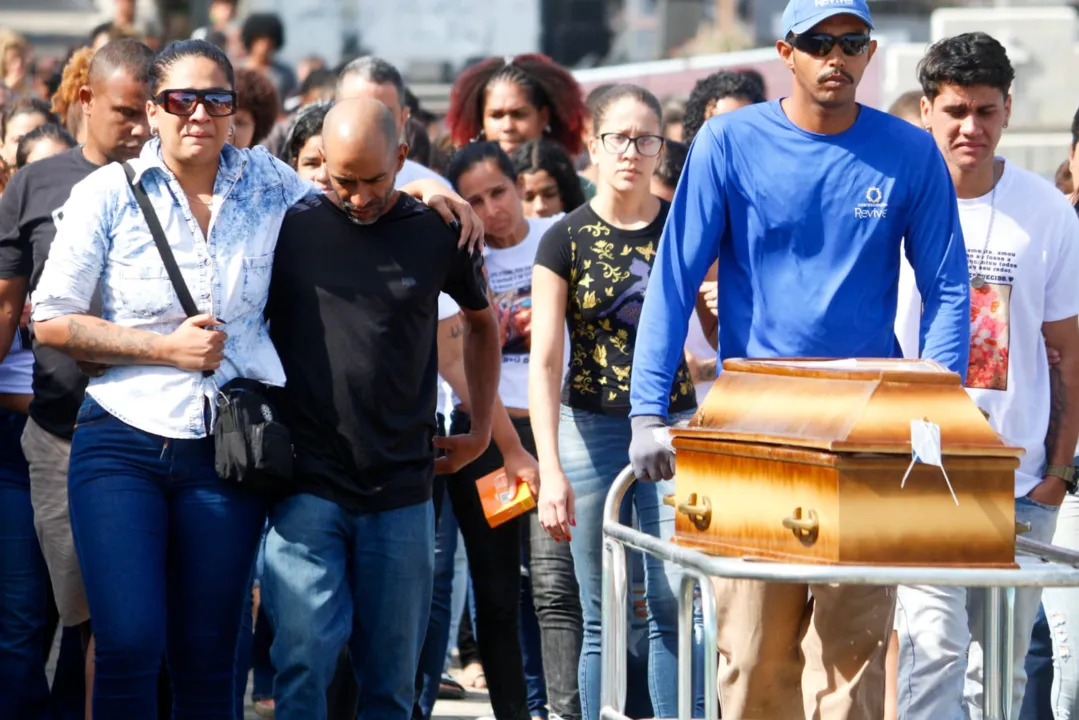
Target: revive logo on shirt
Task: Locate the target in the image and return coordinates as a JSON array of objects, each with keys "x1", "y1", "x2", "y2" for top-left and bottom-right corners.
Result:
[{"x1": 854, "y1": 186, "x2": 888, "y2": 219}]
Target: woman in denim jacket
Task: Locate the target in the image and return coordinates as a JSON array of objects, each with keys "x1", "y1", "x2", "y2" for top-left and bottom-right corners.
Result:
[{"x1": 30, "y1": 40, "x2": 480, "y2": 718}]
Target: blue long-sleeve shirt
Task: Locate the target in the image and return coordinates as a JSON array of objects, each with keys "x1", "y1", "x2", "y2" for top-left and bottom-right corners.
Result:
[{"x1": 630, "y1": 101, "x2": 970, "y2": 418}]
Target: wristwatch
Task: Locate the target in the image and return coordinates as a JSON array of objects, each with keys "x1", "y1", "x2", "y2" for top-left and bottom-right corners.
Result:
[{"x1": 1045, "y1": 464, "x2": 1078, "y2": 494}]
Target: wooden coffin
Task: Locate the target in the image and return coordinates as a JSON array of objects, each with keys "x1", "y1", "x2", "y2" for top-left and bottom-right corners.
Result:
[{"x1": 668, "y1": 358, "x2": 1023, "y2": 568}]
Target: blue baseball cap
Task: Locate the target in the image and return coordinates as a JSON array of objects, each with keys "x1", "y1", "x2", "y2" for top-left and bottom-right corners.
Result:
[{"x1": 781, "y1": 0, "x2": 874, "y2": 38}]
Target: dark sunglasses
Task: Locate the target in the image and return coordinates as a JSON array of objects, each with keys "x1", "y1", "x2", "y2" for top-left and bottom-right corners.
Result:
[
  {"x1": 153, "y1": 88, "x2": 237, "y2": 117},
  {"x1": 789, "y1": 32, "x2": 872, "y2": 57},
  {"x1": 600, "y1": 133, "x2": 665, "y2": 157}
]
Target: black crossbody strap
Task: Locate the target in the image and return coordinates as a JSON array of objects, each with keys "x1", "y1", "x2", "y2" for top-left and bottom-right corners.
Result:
[
  {"x1": 122, "y1": 162, "x2": 213, "y2": 379},
  {"x1": 122, "y1": 162, "x2": 200, "y2": 318}
]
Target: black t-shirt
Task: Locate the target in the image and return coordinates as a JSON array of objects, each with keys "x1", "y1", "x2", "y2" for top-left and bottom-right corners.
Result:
[
  {"x1": 534, "y1": 199, "x2": 696, "y2": 416},
  {"x1": 0, "y1": 147, "x2": 102, "y2": 439},
  {"x1": 266, "y1": 193, "x2": 490, "y2": 513}
]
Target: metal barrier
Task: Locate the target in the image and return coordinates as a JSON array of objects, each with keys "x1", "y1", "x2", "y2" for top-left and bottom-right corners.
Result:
[{"x1": 600, "y1": 466, "x2": 1079, "y2": 720}]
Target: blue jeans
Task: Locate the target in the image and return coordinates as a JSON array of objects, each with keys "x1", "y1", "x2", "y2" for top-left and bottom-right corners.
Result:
[
  {"x1": 446, "y1": 529, "x2": 469, "y2": 671},
  {"x1": 1019, "y1": 604, "x2": 1052, "y2": 720},
  {"x1": 68, "y1": 398, "x2": 267, "y2": 719},
  {"x1": 0, "y1": 410, "x2": 51, "y2": 720},
  {"x1": 521, "y1": 549, "x2": 548, "y2": 719},
  {"x1": 1022, "y1": 488, "x2": 1079, "y2": 719},
  {"x1": 415, "y1": 485, "x2": 462, "y2": 720},
  {"x1": 263, "y1": 493, "x2": 434, "y2": 720},
  {"x1": 558, "y1": 405, "x2": 703, "y2": 720},
  {"x1": 251, "y1": 524, "x2": 275, "y2": 702}
]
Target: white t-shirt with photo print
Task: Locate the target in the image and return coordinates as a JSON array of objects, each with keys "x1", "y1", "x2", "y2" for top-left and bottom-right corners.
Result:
[
  {"x1": 452, "y1": 215, "x2": 567, "y2": 411},
  {"x1": 895, "y1": 160, "x2": 1079, "y2": 498}
]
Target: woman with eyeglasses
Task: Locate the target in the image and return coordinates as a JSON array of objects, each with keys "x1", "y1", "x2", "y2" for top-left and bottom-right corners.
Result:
[
  {"x1": 29, "y1": 39, "x2": 480, "y2": 718},
  {"x1": 529, "y1": 84, "x2": 701, "y2": 720}
]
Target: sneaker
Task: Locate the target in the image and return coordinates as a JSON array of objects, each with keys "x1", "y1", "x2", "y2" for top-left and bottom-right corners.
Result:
[
  {"x1": 438, "y1": 673, "x2": 467, "y2": 700},
  {"x1": 253, "y1": 698, "x2": 275, "y2": 718}
]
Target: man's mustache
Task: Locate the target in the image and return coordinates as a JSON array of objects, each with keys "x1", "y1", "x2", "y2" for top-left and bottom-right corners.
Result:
[{"x1": 818, "y1": 69, "x2": 854, "y2": 84}]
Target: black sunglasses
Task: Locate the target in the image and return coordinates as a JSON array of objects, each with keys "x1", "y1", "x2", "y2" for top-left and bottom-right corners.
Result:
[
  {"x1": 153, "y1": 88, "x2": 237, "y2": 117},
  {"x1": 789, "y1": 32, "x2": 872, "y2": 57}
]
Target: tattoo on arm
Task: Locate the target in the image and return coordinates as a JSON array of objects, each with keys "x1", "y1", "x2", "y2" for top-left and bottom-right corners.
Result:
[
  {"x1": 449, "y1": 321, "x2": 465, "y2": 339},
  {"x1": 1045, "y1": 363, "x2": 1068, "y2": 464},
  {"x1": 64, "y1": 317, "x2": 159, "y2": 364},
  {"x1": 691, "y1": 358, "x2": 717, "y2": 384}
]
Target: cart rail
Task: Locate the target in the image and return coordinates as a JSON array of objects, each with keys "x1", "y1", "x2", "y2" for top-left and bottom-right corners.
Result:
[{"x1": 600, "y1": 465, "x2": 1079, "y2": 720}]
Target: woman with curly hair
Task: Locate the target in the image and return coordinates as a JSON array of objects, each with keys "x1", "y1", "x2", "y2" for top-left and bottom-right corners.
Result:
[
  {"x1": 511, "y1": 138, "x2": 585, "y2": 219},
  {"x1": 447, "y1": 55, "x2": 586, "y2": 158},
  {"x1": 50, "y1": 46, "x2": 94, "y2": 143},
  {"x1": 233, "y1": 67, "x2": 280, "y2": 149}
]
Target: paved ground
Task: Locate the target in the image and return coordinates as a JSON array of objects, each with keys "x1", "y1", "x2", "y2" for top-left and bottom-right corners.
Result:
[
  {"x1": 237, "y1": 670, "x2": 494, "y2": 719},
  {"x1": 48, "y1": 630, "x2": 496, "y2": 719}
]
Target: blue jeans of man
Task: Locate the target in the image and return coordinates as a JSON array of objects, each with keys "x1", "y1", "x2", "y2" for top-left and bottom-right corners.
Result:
[
  {"x1": 415, "y1": 484, "x2": 461, "y2": 720},
  {"x1": 67, "y1": 398, "x2": 267, "y2": 719},
  {"x1": 1021, "y1": 487, "x2": 1079, "y2": 720},
  {"x1": 263, "y1": 493, "x2": 434, "y2": 720},
  {"x1": 1019, "y1": 605, "x2": 1052, "y2": 720},
  {"x1": 0, "y1": 410, "x2": 51, "y2": 720},
  {"x1": 558, "y1": 405, "x2": 703, "y2": 720}
]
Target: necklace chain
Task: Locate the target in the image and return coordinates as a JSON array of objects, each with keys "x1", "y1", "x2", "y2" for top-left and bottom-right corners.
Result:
[
  {"x1": 185, "y1": 192, "x2": 213, "y2": 207},
  {"x1": 971, "y1": 160, "x2": 1002, "y2": 289}
]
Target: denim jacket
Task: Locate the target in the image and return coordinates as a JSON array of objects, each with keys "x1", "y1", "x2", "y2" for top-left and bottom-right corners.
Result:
[{"x1": 31, "y1": 139, "x2": 315, "y2": 439}]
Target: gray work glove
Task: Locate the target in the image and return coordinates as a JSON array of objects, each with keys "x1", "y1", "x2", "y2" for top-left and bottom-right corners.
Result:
[{"x1": 629, "y1": 415, "x2": 676, "y2": 482}]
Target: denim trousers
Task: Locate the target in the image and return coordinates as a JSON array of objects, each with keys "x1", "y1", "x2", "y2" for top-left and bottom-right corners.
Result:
[
  {"x1": 251, "y1": 523, "x2": 275, "y2": 703},
  {"x1": 263, "y1": 493, "x2": 434, "y2": 720},
  {"x1": 1020, "y1": 605, "x2": 1053, "y2": 720},
  {"x1": 235, "y1": 521, "x2": 275, "y2": 713},
  {"x1": 1021, "y1": 488, "x2": 1079, "y2": 719},
  {"x1": 67, "y1": 397, "x2": 267, "y2": 718},
  {"x1": 415, "y1": 483, "x2": 463, "y2": 720},
  {"x1": 557, "y1": 405, "x2": 703, "y2": 720},
  {"x1": 520, "y1": 564, "x2": 548, "y2": 718},
  {"x1": 896, "y1": 495, "x2": 1059, "y2": 719},
  {"x1": 0, "y1": 409, "x2": 51, "y2": 720}
]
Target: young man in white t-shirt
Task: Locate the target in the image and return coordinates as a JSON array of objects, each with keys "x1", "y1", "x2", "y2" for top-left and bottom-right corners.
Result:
[{"x1": 893, "y1": 33, "x2": 1079, "y2": 719}]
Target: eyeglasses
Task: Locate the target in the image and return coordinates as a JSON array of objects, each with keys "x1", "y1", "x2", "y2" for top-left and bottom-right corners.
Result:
[
  {"x1": 153, "y1": 88, "x2": 237, "y2": 117},
  {"x1": 789, "y1": 32, "x2": 872, "y2": 57},
  {"x1": 600, "y1": 133, "x2": 665, "y2": 157}
]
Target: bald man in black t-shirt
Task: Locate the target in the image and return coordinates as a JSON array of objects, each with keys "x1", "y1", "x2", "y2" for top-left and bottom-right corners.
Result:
[{"x1": 261, "y1": 99, "x2": 503, "y2": 720}]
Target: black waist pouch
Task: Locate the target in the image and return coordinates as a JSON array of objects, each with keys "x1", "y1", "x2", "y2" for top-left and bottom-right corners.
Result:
[{"x1": 213, "y1": 378, "x2": 294, "y2": 496}]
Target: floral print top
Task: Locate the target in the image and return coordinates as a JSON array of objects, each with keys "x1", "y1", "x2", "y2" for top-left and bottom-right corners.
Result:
[{"x1": 534, "y1": 200, "x2": 695, "y2": 416}]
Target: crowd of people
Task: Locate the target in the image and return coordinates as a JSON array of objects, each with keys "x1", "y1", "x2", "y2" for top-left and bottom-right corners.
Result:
[{"x1": 0, "y1": 0, "x2": 1078, "y2": 719}]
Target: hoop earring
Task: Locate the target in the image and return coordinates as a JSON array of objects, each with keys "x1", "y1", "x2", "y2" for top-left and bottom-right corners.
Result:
[
  {"x1": 544, "y1": 124, "x2": 552, "y2": 134},
  {"x1": 150, "y1": 126, "x2": 159, "y2": 137}
]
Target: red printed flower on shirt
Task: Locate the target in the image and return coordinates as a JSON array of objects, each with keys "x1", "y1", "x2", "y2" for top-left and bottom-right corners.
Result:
[{"x1": 967, "y1": 282, "x2": 1011, "y2": 391}]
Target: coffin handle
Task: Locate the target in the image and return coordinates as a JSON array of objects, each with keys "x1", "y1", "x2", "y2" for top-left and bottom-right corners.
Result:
[
  {"x1": 668, "y1": 493, "x2": 712, "y2": 531},
  {"x1": 782, "y1": 508, "x2": 820, "y2": 545}
]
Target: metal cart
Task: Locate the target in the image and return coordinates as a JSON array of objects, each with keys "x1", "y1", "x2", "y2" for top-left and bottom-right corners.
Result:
[{"x1": 600, "y1": 466, "x2": 1079, "y2": 720}]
